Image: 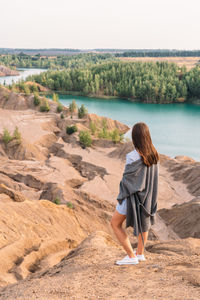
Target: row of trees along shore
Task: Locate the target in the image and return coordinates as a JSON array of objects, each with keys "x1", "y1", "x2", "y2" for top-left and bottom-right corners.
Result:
[
  {"x1": 26, "y1": 61, "x2": 200, "y2": 103},
  {"x1": 0, "y1": 53, "x2": 116, "y2": 69}
]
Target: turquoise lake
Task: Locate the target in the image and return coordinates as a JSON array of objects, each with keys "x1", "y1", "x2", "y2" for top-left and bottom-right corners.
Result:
[
  {"x1": 52, "y1": 94, "x2": 200, "y2": 161},
  {"x1": 1, "y1": 67, "x2": 199, "y2": 161}
]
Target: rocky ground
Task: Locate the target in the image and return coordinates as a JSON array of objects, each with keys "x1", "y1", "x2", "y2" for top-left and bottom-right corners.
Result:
[{"x1": 0, "y1": 87, "x2": 199, "y2": 299}]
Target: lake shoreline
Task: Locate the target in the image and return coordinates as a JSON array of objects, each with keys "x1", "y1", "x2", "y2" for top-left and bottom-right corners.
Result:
[
  {"x1": 41, "y1": 90, "x2": 200, "y2": 105},
  {"x1": 44, "y1": 93, "x2": 200, "y2": 161},
  {"x1": 1, "y1": 67, "x2": 199, "y2": 105}
]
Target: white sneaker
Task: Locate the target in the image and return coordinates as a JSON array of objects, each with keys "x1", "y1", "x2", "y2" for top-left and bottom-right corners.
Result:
[
  {"x1": 116, "y1": 255, "x2": 139, "y2": 265},
  {"x1": 134, "y1": 250, "x2": 146, "y2": 261}
]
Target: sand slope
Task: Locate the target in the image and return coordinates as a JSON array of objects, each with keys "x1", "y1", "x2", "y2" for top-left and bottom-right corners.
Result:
[{"x1": 0, "y1": 231, "x2": 199, "y2": 300}]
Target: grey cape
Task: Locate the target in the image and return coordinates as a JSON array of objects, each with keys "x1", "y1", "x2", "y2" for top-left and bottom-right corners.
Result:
[{"x1": 117, "y1": 158, "x2": 159, "y2": 243}]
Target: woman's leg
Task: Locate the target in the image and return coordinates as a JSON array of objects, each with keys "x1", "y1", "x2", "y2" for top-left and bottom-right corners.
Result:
[
  {"x1": 136, "y1": 231, "x2": 148, "y2": 255},
  {"x1": 110, "y1": 210, "x2": 136, "y2": 258}
]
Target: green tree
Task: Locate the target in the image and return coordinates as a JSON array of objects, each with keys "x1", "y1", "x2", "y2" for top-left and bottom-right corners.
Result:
[
  {"x1": 13, "y1": 126, "x2": 22, "y2": 143},
  {"x1": 53, "y1": 93, "x2": 59, "y2": 102},
  {"x1": 33, "y1": 92, "x2": 40, "y2": 106},
  {"x1": 98, "y1": 118, "x2": 109, "y2": 139},
  {"x1": 69, "y1": 100, "x2": 77, "y2": 114},
  {"x1": 79, "y1": 130, "x2": 92, "y2": 148},
  {"x1": 110, "y1": 128, "x2": 121, "y2": 143},
  {"x1": 54, "y1": 197, "x2": 61, "y2": 205},
  {"x1": 66, "y1": 201, "x2": 74, "y2": 209},
  {"x1": 78, "y1": 104, "x2": 88, "y2": 118},
  {"x1": 57, "y1": 103, "x2": 63, "y2": 113},
  {"x1": 24, "y1": 84, "x2": 30, "y2": 96},
  {"x1": 2, "y1": 128, "x2": 13, "y2": 144},
  {"x1": 40, "y1": 99, "x2": 50, "y2": 112},
  {"x1": 89, "y1": 121, "x2": 97, "y2": 135},
  {"x1": 66, "y1": 125, "x2": 78, "y2": 135},
  {"x1": 32, "y1": 82, "x2": 38, "y2": 92}
]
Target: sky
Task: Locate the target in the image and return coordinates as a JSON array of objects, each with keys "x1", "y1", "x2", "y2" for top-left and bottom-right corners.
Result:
[{"x1": 1, "y1": 0, "x2": 200, "y2": 49}]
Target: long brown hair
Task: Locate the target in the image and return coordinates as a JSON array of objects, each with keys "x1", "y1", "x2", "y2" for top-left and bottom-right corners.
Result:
[{"x1": 132, "y1": 122, "x2": 159, "y2": 167}]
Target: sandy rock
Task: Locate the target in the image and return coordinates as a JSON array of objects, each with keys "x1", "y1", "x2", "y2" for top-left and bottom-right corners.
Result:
[
  {"x1": 0, "y1": 138, "x2": 46, "y2": 161},
  {"x1": 0, "y1": 189, "x2": 116, "y2": 289},
  {"x1": 0, "y1": 87, "x2": 62, "y2": 113},
  {"x1": 25, "y1": 81, "x2": 49, "y2": 92},
  {"x1": 85, "y1": 113, "x2": 130, "y2": 134},
  {"x1": 175, "y1": 155, "x2": 196, "y2": 163},
  {"x1": 158, "y1": 197, "x2": 200, "y2": 238},
  {"x1": 0, "y1": 183, "x2": 26, "y2": 202},
  {"x1": 146, "y1": 237, "x2": 200, "y2": 256},
  {"x1": 0, "y1": 108, "x2": 61, "y2": 157},
  {"x1": 0, "y1": 198, "x2": 85, "y2": 287},
  {"x1": 50, "y1": 141, "x2": 108, "y2": 180},
  {"x1": 108, "y1": 141, "x2": 134, "y2": 161},
  {"x1": 0, "y1": 231, "x2": 200, "y2": 299},
  {"x1": 0, "y1": 65, "x2": 19, "y2": 76},
  {"x1": 162, "y1": 157, "x2": 200, "y2": 197},
  {"x1": 0, "y1": 88, "x2": 29, "y2": 110},
  {"x1": 0, "y1": 143, "x2": 6, "y2": 157}
]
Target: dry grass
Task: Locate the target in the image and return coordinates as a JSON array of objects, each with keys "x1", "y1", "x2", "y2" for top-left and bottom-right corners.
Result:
[{"x1": 118, "y1": 56, "x2": 200, "y2": 70}]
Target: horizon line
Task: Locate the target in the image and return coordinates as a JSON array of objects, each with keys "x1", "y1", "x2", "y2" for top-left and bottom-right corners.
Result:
[{"x1": 1, "y1": 47, "x2": 200, "y2": 51}]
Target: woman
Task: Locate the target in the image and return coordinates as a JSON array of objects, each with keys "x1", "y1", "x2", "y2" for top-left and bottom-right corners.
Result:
[{"x1": 111, "y1": 122, "x2": 159, "y2": 265}]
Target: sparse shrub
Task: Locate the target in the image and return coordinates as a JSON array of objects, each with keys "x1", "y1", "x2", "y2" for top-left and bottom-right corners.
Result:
[
  {"x1": 98, "y1": 119, "x2": 109, "y2": 139},
  {"x1": 102, "y1": 118, "x2": 107, "y2": 129},
  {"x1": 33, "y1": 92, "x2": 40, "y2": 106},
  {"x1": 109, "y1": 129, "x2": 124, "y2": 143},
  {"x1": 110, "y1": 129, "x2": 121, "y2": 143},
  {"x1": 78, "y1": 104, "x2": 88, "y2": 119},
  {"x1": 98, "y1": 119, "x2": 110, "y2": 139},
  {"x1": 57, "y1": 103, "x2": 63, "y2": 113},
  {"x1": 53, "y1": 93, "x2": 59, "y2": 102},
  {"x1": 2, "y1": 126, "x2": 22, "y2": 145},
  {"x1": 13, "y1": 126, "x2": 22, "y2": 143},
  {"x1": 40, "y1": 99, "x2": 50, "y2": 112},
  {"x1": 2, "y1": 128, "x2": 12, "y2": 144},
  {"x1": 18, "y1": 81, "x2": 25, "y2": 92},
  {"x1": 54, "y1": 197, "x2": 61, "y2": 205},
  {"x1": 24, "y1": 84, "x2": 30, "y2": 96},
  {"x1": 98, "y1": 129, "x2": 109, "y2": 139},
  {"x1": 66, "y1": 201, "x2": 74, "y2": 209},
  {"x1": 11, "y1": 85, "x2": 19, "y2": 93},
  {"x1": 66, "y1": 125, "x2": 78, "y2": 135},
  {"x1": 79, "y1": 130, "x2": 92, "y2": 148},
  {"x1": 32, "y1": 82, "x2": 38, "y2": 92},
  {"x1": 89, "y1": 121, "x2": 97, "y2": 135},
  {"x1": 69, "y1": 100, "x2": 77, "y2": 114},
  {"x1": 119, "y1": 133, "x2": 125, "y2": 142},
  {"x1": 60, "y1": 113, "x2": 64, "y2": 119}
]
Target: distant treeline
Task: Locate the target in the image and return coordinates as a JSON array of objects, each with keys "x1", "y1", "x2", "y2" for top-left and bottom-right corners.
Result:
[
  {"x1": 26, "y1": 61, "x2": 200, "y2": 103},
  {"x1": 0, "y1": 48, "x2": 82, "y2": 56},
  {"x1": 116, "y1": 50, "x2": 200, "y2": 57},
  {"x1": 0, "y1": 48, "x2": 121, "y2": 56},
  {"x1": 1, "y1": 48, "x2": 200, "y2": 57},
  {"x1": 0, "y1": 53, "x2": 116, "y2": 69}
]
